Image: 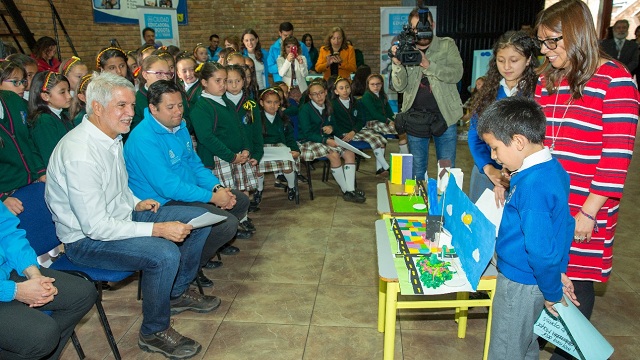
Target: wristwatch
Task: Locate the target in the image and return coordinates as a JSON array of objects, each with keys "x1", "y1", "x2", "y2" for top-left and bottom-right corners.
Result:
[{"x1": 213, "y1": 184, "x2": 224, "y2": 193}]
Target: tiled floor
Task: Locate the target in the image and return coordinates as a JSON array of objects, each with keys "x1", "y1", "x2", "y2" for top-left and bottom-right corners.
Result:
[{"x1": 61, "y1": 134, "x2": 640, "y2": 360}]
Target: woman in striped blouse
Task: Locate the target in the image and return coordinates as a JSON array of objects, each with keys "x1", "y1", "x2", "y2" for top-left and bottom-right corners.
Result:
[{"x1": 534, "y1": 0, "x2": 639, "y2": 347}]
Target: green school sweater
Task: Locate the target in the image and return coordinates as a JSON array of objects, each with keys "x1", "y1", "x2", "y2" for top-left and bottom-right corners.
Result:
[
  {"x1": 73, "y1": 108, "x2": 86, "y2": 127},
  {"x1": 260, "y1": 111, "x2": 300, "y2": 152},
  {"x1": 0, "y1": 91, "x2": 46, "y2": 200},
  {"x1": 190, "y1": 96, "x2": 251, "y2": 166},
  {"x1": 360, "y1": 91, "x2": 395, "y2": 123},
  {"x1": 297, "y1": 101, "x2": 334, "y2": 144},
  {"x1": 30, "y1": 111, "x2": 74, "y2": 167},
  {"x1": 226, "y1": 94, "x2": 264, "y2": 163},
  {"x1": 331, "y1": 98, "x2": 366, "y2": 137}
]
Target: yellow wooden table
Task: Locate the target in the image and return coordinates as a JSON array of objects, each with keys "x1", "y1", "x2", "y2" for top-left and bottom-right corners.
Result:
[{"x1": 375, "y1": 219, "x2": 497, "y2": 360}]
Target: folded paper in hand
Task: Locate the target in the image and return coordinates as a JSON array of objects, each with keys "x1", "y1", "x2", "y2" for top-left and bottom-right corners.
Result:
[{"x1": 187, "y1": 213, "x2": 227, "y2": 229}]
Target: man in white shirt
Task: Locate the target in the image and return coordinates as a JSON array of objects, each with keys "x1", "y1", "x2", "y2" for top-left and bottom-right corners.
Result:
[{"x1": 45, "y1": 72, "x2": 218, "y2": 359}]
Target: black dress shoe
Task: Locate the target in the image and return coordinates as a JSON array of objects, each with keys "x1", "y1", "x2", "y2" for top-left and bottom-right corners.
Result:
[
  {"x1": 192, "y1": 270, "x2": 213, "y2": 287},
  {"x1": 276, "y1": 174, "x2": 287, "y2": 183},
  {"x1": 287, "y1": 187, "x2": 296, "y2": 201},
  {"x1": 252, "y1": 190, "x2": 263, "y2": 205},
  {"x1": 240, "y1": 220, "x2": 256, "y2": 233},
  {"x1": 248, "y1": 202, "x2": 260, "y2": 213},
  {"x1": 204, "y1": 259, "x2": 223, "y2": 269},
  {"x1": 274, "y1": 181, "x2": 287, "y2": 189},
  {"x1": 296, "y1": 173, "x2": 308, "y2": 183},
  {"x1": 220, "y1": 244, "x2": 240, "y2": 255},
  {"x1": 235, "y1": 230, "x2": 253, "y2": 239}
]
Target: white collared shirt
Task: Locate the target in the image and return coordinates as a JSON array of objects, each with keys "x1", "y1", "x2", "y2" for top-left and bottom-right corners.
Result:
[
  {"x1": 201, "y1": 92, "x2": 226, "y2": 106},
  {"x1": 184, "y1": 80, "x2": 198, "y2": 92},
  {"x1": 511, "y1": 146, "x2": 552, "y2": 175},
  {"x1": 45, "y1": 116, "x2": 153, "y2": 243},
  {"x1": 225, "y1": 91, "x2": 243, "y2": 106},
  {"x1": 499, "y1": 78, "x2": 519, "y2": 97},
  {"x1": 265, "y1": 112, "x2": 276, "y2": 123}
]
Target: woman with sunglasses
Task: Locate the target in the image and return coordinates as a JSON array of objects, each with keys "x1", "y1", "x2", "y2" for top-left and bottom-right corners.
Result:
[{"x1": 534, "y1": 2, "x2": 639, "y2": 356}]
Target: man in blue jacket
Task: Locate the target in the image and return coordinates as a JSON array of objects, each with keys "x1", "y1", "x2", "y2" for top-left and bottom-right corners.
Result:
[
  {"x1": 124, "y1": 80, "x2": 253, "y2": 286},
  {"x1": 267, "y1": 22, "x2": 311, "y2": 82},
  {"x1": 0, "y1": 201, "x2": 96, "y2": 359}
]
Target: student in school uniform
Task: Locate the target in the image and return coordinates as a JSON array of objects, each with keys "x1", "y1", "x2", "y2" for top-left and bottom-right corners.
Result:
[
  {"x1": 298, "y1": 80, "x2": 365, "y2": 203},
  {"x1": 190, "y1": 62, "x2": 257, "y2": 233},
  {"x1": 255, "y1": 87, "x2": 300, "y2": 202},
  {"x1": 330, "y1": 76, "x2": 389, "y2": 177},
  {"x1": 28, "y1": 71, "x2": 73, "y2": 167}
]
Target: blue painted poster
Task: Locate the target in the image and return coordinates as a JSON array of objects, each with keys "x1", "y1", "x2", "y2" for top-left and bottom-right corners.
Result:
[{"x1": 92, "y1": 0, "x2": 188, "y2": 25}]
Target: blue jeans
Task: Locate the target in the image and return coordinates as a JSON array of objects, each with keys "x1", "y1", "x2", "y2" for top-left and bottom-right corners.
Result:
[
  {"x1": 63, "y1": 206, "x2": 210, "y2": 335},
  {"x1": 407, "y1": 123, "x2": 458, "y2": 181}
]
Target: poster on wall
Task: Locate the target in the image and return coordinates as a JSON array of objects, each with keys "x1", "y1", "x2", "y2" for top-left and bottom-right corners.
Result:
[
  {"x1": 379, "y1": 6, "x2": 436, "y2": 102},
  {"x1": 137, "y1": 7, "x2": 180, "y2": 47},
  {"x1": 92, "y1": 0, "x2": 188, "y2": 25}
]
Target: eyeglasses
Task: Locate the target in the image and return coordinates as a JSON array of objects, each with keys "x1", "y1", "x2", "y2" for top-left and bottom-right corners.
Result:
[
  {"x1": 3, "y1": 79, "x2": 27, "y2": 87},
  {"x1": 309, "y1": 91, "x2": 325, "y2": 97},
  {"x1": 534, "y1": 36, "x2": 563, "y2": 50},
  {"x1": 369, "y1": 82, "x2": 383, "y2": 87},
  {"x1": 145, "y1": 70, "x2": 174, "y2": 79}
]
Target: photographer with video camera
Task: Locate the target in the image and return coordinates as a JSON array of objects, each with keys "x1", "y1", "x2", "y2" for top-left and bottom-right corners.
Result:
[{"x1": 390, "y1": 4, "x2": 463, "y2": 180}]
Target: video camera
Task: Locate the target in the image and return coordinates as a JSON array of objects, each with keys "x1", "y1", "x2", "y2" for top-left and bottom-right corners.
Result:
[{"x1": 388, "y1": 2, "x2": 434, "y2": 66}]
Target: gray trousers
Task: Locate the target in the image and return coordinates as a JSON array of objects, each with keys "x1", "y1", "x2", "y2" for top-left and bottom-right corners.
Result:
[{"x1": 488, "y1": 272, "x2": 545, "y2": 360}]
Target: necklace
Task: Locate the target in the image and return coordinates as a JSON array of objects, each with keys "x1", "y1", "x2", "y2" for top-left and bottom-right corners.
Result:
[{"x1": 549, "y1": 84, "x2": 572, "y2": 152}]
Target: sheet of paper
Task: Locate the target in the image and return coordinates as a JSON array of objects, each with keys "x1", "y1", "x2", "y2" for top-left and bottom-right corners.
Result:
[
  {"x1": 475, "y1": 188, "x2": 504, "y2": 237},
  {"x1": 187, "y1": 212, "x2": 227, "y2": 229},
  {"x1": 333, "y1": 137, "x2": 372, "y2": 158},
  {"x1": 260, "y1": 146, "x2": 295, "y2": 163},
  {"x1": 534, "y1": 295, "x2": 614, "y2": 360}
]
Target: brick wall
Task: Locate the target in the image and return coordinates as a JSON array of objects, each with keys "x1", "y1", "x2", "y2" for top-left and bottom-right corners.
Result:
[{"x1": 11, "y1": 0, "x2": 401, "y2": 72}]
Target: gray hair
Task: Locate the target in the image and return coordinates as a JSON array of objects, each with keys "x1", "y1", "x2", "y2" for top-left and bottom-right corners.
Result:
[{"x1": 85, "y1": 71, "x2": 134, "y2": 116}]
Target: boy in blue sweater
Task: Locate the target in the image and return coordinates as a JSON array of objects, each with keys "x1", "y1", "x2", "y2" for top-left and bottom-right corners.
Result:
[{"x1": 477, "y1": 97, "x2": 577, "y2": 360}]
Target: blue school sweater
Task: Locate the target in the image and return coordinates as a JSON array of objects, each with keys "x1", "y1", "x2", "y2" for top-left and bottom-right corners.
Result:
[
  {"x1": 497, "y1": 151, "x2": 574, "y2": 302},
  {"x1": 467, "y1": 86, "x2": 507, "y2": 173},
  {"x1": 124, "y1": 108, "x2": 220, "y2": 206}
]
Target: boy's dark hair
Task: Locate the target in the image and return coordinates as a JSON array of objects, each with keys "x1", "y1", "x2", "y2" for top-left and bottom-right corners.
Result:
[
  {"x1": 148, "y1": 80, "x2": 183, "y2": 107},
  {"x1": 279, "y1": 22, "x2": 294, "y2": 32},
  {"x1": 142, "y1": 27, "x2": 155, "y2": 37},
  {"x1": 209, "y1": 34, "x2": 219, "y2": 41},
  {"x1": 477, "y1": 97, "x2": 545, "y2": 146}
]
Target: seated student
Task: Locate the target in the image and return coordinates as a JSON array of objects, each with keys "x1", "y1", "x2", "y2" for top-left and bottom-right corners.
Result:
[
  {"x1": 124, "y1": 80, "x2": 251, "y2": 286},
  {"x1": 0, "y1": 201, "x2": 97, "y2": 359},
  {"x1": 6, "y1": 54, "x2": 38, "y2": 101},
  {"x1": 194, "y1": 43, "x2": 209, "y2": 64},
  {"x1": 96, "y1": 47, "x2": 135, "y2": 85},
  {"x1": 243, "y1": 57, "x2": 259, "y2": 100},
  {"x1": 132, "y1": 55, "x2": 173, "y2": 131},
  {"x1": 298, "y1": 80, "x2": 365, "y2": 203},
  {"x1": 331, "y1": 77, "x2": 389, "y2": 176},
  {"x1": 256, "y1": 88, "x2": 300, "y2": 201},
  {"x1": 30, "y1": 36, "x2": 60, "y2": 72},
  {"x1": 176, "y1": 52, "x2": 202, "y2": 109},
  {"x1": 69, "y1": 73, "x2": 93, "y2": 126},
  {"x1": 45, "y1": 71, "x2": 219, "y2": 359},
  {"x1": 58, "y1": 57, "x2": 88, "y2": 97},
  {"x1": 476, "y1": 97, "x2": 577, "y2": 360},
  {"x1": 0, "y1": 64, "x2": 46, "y2": 216},
  {"x1": 28, "y1": 71, "x2": 73, "y2": 167},
  {"x1": 190, "y1": 62, "x2": 257, "y2": 233},
  {"x1": 360, "y1": 74, "x2": 408, "y2": 153},
  {"x1": 0, "y1": 60, "x2": 29, "y2": 101}
]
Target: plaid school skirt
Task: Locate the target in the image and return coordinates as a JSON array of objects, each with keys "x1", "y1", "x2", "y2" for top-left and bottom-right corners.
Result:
[
  {"x1": 257, "y1": 144, "x2": 300, "y2": 173},
  {"x1": 298, "y1": 141, "x2": 342, "y2": 161},
  {"x1": 213, "y1": 156, "x2": 259, "y2": 191},
  {"x1": 366, "y1": 120, "x2": 397, "y2": 135},
  {"x1": 352, "y1": 128, "x2": 387, "y2": 149}
]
